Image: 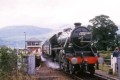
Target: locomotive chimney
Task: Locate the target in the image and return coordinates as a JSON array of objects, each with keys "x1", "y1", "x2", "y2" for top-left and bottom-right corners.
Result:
[{"x1": 74, "y1": 23, "x2": 81, "y2": 27}]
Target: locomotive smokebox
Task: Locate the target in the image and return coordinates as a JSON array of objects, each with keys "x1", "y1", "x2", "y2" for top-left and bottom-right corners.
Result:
[
  {"x1": 71, "y1": 23, "x2": 92, "y2": 48},
  {"x1": 74, "y1": 23, "x2": 81, "y2": 27}
]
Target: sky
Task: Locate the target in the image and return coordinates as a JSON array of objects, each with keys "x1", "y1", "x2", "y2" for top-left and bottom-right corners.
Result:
[{"x1": 0, "y1": 0, "x2": 120, "y2": 29}]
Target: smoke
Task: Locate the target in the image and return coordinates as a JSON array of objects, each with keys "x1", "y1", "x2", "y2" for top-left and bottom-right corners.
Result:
[
  {"x1": 41, "y1": 55, "x2": 60, "y2": 69},
  {"x1": 46, "y1": 61, "x2": 60, "y2": 69},
  {"x1": 40, "y1": 55, "x2": 46, "y2": 61}
]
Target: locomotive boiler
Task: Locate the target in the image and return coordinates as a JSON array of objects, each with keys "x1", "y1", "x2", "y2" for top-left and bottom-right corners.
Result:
[{"x1": 42, "y1": 23, "x2": 98, "y2": 75}]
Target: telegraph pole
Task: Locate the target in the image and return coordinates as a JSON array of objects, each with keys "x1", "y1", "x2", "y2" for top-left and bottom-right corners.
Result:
[{"x1": 24, "y1": 32, "x2": 26, "y2": 54}]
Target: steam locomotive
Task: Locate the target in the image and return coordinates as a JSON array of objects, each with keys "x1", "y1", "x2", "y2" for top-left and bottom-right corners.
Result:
[{"x1": 42, "y1": 23, "x2": 98, "y2": 75}]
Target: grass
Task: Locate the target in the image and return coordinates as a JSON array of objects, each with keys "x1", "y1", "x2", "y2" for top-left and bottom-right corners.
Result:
[
  {"x1": 99, "y1": 64, "x2": 111, "y2": 72},
  {"x1": 0, "y1": 71, "x2": 39, "y2": 80},
  {"x1": 10, "y1": 73, "x2": 39, "y2": 80},
  {"x1": 99, "y1": 51, "x2": 112, "y2": 59},
  {"x1": 98, "y1": 51, "x2": 119, "y2": 77},
  {"x1": 98, "y1": 51, "x2": 112, "y2": 72},
  {"x1": 99, "y1": 63, "x2": 118, "y2": 76}
]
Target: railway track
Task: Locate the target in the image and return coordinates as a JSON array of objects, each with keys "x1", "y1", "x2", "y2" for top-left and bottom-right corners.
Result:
[
  {"x1": 40, "y1": 56, "x2": 118, "y2": 80},
  {"x1": 94, "y1": 73, "x2": 118, "y2": 80},
  {"x1": 62, "y1": 70, "x2": 118, "y2": 80},
  {"x1": 59, "y1": 63, "x2": 118, "y2": 80}
]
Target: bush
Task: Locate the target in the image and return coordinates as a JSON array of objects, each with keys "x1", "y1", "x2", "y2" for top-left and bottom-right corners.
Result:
[
  {"x1": 99, "y1": 51, "x2": 112, "y2": 59},
  {"x1": 0, "y1": 46, "x2": 17, "y2": 79}
]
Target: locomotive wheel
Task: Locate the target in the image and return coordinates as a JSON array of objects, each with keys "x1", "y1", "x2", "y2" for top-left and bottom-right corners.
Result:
[
  {"x1": 58, "y1": 50, "x2": 69, "y2": 72},
  {"x1": 59, "y1": 59, "x2": 63, "y2": 70},
  {"x1": 58, "y1": 51, "x2": 64, "y2": 70},
  {"x1": 89, "y1": 66, "x2": 95, "y2": 75},
  {"x1": 58, "y1": 53, "x2": 63, "y2": 69},
  {"x1": 60, "y1": 62, "x2": 64, "y2": 70},
  {"x1": 63, "y1": 59, "x2": 69, "y2": 72},
  {"x1": 64, "y1": 66, "x2": 68, "y2": 72},
  {"x1": 64, "y1": 64, "x2": 69, "y2": 72},
  {"x1": 69, "y1": 63, "x2": 74, "y2": 74}
]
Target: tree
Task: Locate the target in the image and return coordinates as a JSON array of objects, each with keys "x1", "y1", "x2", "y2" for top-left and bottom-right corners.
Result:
[
  {"x1": 0, "y1": 46, "x2": 17, "y2": 74},
  {"x1": 115, "y1": 34, "x2": 120, "y2": 48},
  {"x1": 89, "y1": 15, "x2": 118, "y2": 50}
]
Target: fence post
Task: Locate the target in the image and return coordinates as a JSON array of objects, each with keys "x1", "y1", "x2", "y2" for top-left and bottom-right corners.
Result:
[
  {"x1": 111, "y1": 55, "x2": 113, "y2": 68},
  {"x1": 111, "y1": 56, "x2": 117, "y2": 74},
  {"x1": 28, "y1": 54, "x2": 35, "y2": 74},
  {"x1": 117, "y1": 57, "x2": 120, "y2": 80}
]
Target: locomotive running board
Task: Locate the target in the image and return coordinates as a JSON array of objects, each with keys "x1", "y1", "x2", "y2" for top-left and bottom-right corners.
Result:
[
  {"x1": 80, "y1": 41, "x2": 91, "y2": 42},
  {"x1": 52, "y1": 47, "x2": 63, "y2": 50}
]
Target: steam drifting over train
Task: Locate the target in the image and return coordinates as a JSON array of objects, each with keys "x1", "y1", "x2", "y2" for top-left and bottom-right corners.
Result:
[{"x1": 42, "y1": 23, "x2": 98, "y2": 75}]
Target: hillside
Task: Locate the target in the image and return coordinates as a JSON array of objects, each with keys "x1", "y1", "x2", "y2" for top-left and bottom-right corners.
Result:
[{"x1": 0, "y1": 26, "x2": 53, "y2": 48}]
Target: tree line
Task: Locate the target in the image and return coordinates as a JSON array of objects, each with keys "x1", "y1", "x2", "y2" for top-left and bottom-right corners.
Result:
[{"x1": 88, "y1": 14, "x2": 119, "y2": 51}]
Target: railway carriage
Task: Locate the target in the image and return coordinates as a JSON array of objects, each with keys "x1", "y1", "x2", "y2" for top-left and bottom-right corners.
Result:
[{"x1": 42, "y1": 23, "x2": 98, "y2": 75}]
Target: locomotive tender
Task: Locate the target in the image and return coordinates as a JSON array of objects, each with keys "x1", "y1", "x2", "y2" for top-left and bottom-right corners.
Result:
[{"x1": 42, "y1": 23, "x2": 98, "y2": 74}]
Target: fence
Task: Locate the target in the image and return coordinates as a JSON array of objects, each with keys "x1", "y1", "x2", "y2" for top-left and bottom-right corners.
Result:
[{"x1": 17, "y1": 54, "x2": 41, "y2": 74}]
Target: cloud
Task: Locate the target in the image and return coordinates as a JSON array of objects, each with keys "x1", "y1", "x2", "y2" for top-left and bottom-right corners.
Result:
[{"x1": 0, "y1": 0, "x2": 120, "y2": 29}]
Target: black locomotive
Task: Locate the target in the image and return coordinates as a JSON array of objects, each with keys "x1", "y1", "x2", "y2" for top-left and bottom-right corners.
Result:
[{"x1": 42, "y1": 23, "x2": 98, "y2": 75}]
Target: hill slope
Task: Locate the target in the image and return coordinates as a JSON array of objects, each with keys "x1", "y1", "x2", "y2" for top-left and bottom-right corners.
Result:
[{"x1": 0, "y1": 26, "x2": 53, "y2": 48}]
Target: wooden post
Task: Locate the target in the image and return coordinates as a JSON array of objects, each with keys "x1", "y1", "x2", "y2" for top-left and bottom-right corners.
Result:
[
  {"x1": 117, "y1": 57, "x2": 120, "y2": 80},
  {"x1": 28, "y1": 54, "x2": 35, "y2": 74},
  {"x1": 111, "y1": 55, "x2": 117, "y2": 74}
]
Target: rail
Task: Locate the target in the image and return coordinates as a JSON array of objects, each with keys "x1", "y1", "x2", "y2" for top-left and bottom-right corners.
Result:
[
  {"x1": 61, "y1": 69, "x2": 118, "y2": 80},
  {"x1": 94, "y1": 73, "x2": 118, "y2": 80}
]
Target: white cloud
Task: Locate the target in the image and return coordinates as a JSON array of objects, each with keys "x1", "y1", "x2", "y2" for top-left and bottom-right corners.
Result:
[{"x1": 0, "y1": 0, "x2": 120, "y2": 29}]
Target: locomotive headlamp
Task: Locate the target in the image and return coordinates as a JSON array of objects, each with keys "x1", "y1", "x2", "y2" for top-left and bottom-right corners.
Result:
[
  {"x1": 84, "y1": 59, "x2": 88, "y2": 65},
  {"x1": 84, "y1": 59, "x2": 88, "y2": 62},
  {"x1": 71, "y1": 57, "x2": 78, "y2": 64}
]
